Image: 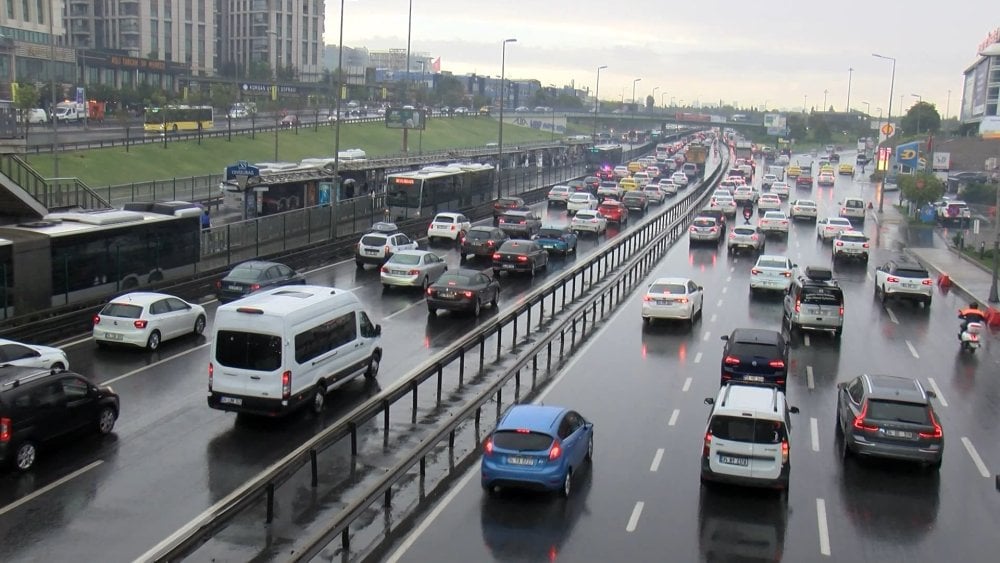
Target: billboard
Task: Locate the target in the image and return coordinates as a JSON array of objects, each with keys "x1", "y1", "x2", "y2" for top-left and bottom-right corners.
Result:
[
  {"x1": 972, "y1": 59, "x2": 989, "y2": 117},
  {"x1": 385, "y1": 107, "x2": 426, "y2": 130}
]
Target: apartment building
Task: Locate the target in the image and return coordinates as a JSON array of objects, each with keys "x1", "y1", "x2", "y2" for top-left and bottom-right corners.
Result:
[
  {"x1": 218, "y1": 0, "x2": 324, "y2": 82},
  {"x1": 0, "y1": 0, "x2": 76, "y2": 95}
]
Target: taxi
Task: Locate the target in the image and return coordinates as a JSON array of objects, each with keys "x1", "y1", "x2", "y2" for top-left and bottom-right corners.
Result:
[
  {"x1": 618, "y1": 178, "x2": 639, "y2": 192},
  {"x1": 786, "y1": 165, "x2": 801, "y2": 179},
  {"x1": 838, "y1": 163, "x2": 855, "y2": 175},
  {"x1": 819, "y1": 165, "x2": 835, "y2": 176},
  {"x1": 627, "y1": 161, "x2": 643, "y2": 174}
]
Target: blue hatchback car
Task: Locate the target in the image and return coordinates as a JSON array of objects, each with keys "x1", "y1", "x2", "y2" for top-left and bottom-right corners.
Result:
[
  {"x1": 481, "y1": 405, "x2": 594, "y2": 497},
  {"x1": 532, "y1": 226, "x2": 578, "y2": 256}
]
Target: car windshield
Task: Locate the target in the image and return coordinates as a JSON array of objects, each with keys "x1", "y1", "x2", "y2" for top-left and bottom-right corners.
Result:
[
  {"x1": 733, "y1": 228, "x2": 756, "y2": 236},
  {"x1": 730, "y1": 342, "x2": 780, "y2": 359},
  {"x1": 466, "y1": 229, "x2": 492, "y2": 241},
  {"x1": 360, "y1": 235, "x2": 387, "y2": 246},
  {"x1": 895, "y1": 267, "x2": 929, "y2": 278},
  {"x1": 499, "y1": 242, "x2": 530, "y2": 253},
  {"x1": 693, "y1": 219, "x2": 715, "y2": 228},
  {"x1": 570, "y1": 194, "x2": 591, "y2": 201},
  {"x1": 228, "y1": 266, "x2": 265, "y2": 280},
  {"x1": 710, "y1": 416, "x2": 786, "y2": 444},
  {"x1": 387, "y1": 253, "x2": 420, "y2": 265},
  {"x1": 649, "y1": 283, "x2": 686, "y2": 294},
  {"x1": 434, "y1": 215, "x2": 456, "y2": 223},
  {"x1": 801, "y1": 287, "x2": 843, "y2": 305},
  {"x1": 866, "y1": 400, "x2": 931, "y2": 425},
  {"x1": 845, "y1": 201, "x2": 863, "y2": 208},
  {"x1": 492, "y1": 430, "x2": 553, "y2": 451},
  {"x1": 437, "y1": 273, "x2": 475, "y2": 286},
  {"x1": 538, "y1": 228, "x2": 564, "y2": 238},
  {"x1": 757, "y1": 258, "x2": 789, "y2": 269},
  {"x1": 576, "y1": 211, "x2": 596, "y2": 219},
  {"x1": 840, "y1": 234, "x2": 867, "y2": 243},
  {"x1": 100, "y1": 303, "x2": 143, "y2": 319},
  {"x1": 624, "y1": 193, "x2": 643, "y2": 200}
]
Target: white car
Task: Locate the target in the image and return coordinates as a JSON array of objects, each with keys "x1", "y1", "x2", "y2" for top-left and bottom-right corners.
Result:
[
  {"x1": 567, "y1": 192, "x2": 600, "y2": 214},
  {"x1": 93, "y1": 292, "x2": 207, "y2": 350},
  {"x1": 613, "y1": 165, "x2": 630, "y2": 178},
  {"x1": 427, "y1": 212, "x2": 471, "y2": 243},
  {"x1": 717, "y1": 179, "x2": 739, "y2": 194},
  {"x1": 757, "y1": 194, "x2": 782, "y2": 213},
  {"x1": 641, "y1": 277, "x2": 704, "y2": 325},
  {"x1": 838, "y1": 197, "x2": 867, "y2": 221},
  {"x1": 733, "y1": 186, "x2": 757, "y2": 205},
  {"x1": 0, "y1": 338, "x2": 69, "y2": 372},
  {"x1": 632, "y1": 172, "x2": 651, "y2": 187},
  {"x1": 832, "y1": 230, "x2": 870, "y2": 262},
  {"x1": 645, "y1": 166, "x2": 661, "y2": 178},
  {"x1": 817, "y1": 173, "x2": 836, "y2": 187},
  {"x1": 789, "y1": 199, "x2": 818, "y2": 221},
  {"x1": 570, "y1": 209, "x2": 607, "y2": 235},
  {"x1": 761, "y1": 174, "x2": 778, "y2": 190},
  {"x1": 770, "y1": 181, "x2": 790, "y2": 198},
  {"x1": 597, "y1": 183, "x2": 624, "y2": 200},
  {"x1": 642, "y1": 185, "x2": 666, "y2": 204},
  {"x1": 658, "y1": 180, "x2": 678, "y2": 196},
  {"x1": 380, "y1": 249, "x2": 448, "y2": 290},
  {"x1": 547, "y1": 185, "x2": 572, "y2": 205},
  {"x1": 758, "y1": 211, "x2": 790, "y2": 236},
  {"x1": 671, "y1": 172, "x2": 689, "y2": 187},
  {"x1": 750, "y1": 254, "x2": 796, "y2": 293},
  {"x1": 816, "y1": 217, "x2": 854, "y2": 241},
  {"x1": 709, "y1": 194, "x2": 737, "y2": 216}
]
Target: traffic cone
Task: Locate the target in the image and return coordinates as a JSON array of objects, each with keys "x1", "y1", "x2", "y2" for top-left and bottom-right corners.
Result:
[{"x1": 937, "y1": 273, "x2": 952, "y2": 289}]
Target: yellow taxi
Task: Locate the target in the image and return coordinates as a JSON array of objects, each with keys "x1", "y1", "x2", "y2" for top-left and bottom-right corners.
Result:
[
  {"x1": 838, "y1": 163, "x2": 855, "y2": 175},
  {"x1": 819, "y1": 165, "x2": 835, "y2": 176},
  {"x1": 786, "y1": 165, "x2": 801, "y2": 179},
  {"x1": 619, "y1": 178, "x2": 638, "y2": 192},
  {"x1": 627, "y1": 161, "x2": 643, "y2": 174}
]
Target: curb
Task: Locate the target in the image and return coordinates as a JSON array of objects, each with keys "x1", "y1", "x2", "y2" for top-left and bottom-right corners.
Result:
[{"x1": 904, "y1": 248, "x2": 988, "y2": 307}]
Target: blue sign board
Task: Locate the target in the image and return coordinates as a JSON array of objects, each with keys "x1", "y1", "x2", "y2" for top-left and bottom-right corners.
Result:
[{"x1": 225, "y1": 160, "x2": 261, "y2": 182}]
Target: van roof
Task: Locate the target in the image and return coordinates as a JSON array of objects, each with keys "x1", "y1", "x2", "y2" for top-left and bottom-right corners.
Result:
[
  {"x1": 217, "y1": 285, "x2": 357, "y2": 316},
  {"x1": 714, "y1": 384, "x2": 786, "y2": 418}
]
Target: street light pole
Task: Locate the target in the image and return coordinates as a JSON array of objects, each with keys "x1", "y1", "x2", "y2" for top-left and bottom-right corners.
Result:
[
  {"x1": 823, "y1": 89, "x2": 828, "y2": 111},
  {"x1": 632, "y1": 78, "x2": 642, "y2": 113},
  {"x1": 652, "y1": 86, "x2": 659, "y2": 109},
  {"x1": 332, "y1": 0, "x2": 345, "y2": 194},
  {"x1": 495, "y1": 38, "x2": 517, "y2": 200},
  {"x1": 873, "y1": 53, "x2": 896, "y2": 213},
  {"x1": 912, "y1": 93, "x2": 922, "y2": 138},
  {"x1": 661, "y1": 92, "x2": 667, "y2": 108},
  {"x1": 49, "y1": 0, "x2": 59, "y2": 177},
  {"x1": 269, "y1": 30, "x2": 279, "y2": 161},
  {"x1": 803, "y1": 94, "x2": 808, "y2": 113},
  {"x1": 990, "y1": 174, "x2": 999, "y2": 302},
  {"x1": 846, "y1": 67, "x2": 853, "y2": 114},
  {"x1": 592, "y1": 65, "x2": 606, "y2": 139}
]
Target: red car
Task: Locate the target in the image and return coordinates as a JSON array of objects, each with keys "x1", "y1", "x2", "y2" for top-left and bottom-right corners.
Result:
[
  {"x1": 598, "y1": 201, "x2": 628, "y2": 225},
  {"x1": 796, "y1": 174, "x2": 813, "y2": 188}
]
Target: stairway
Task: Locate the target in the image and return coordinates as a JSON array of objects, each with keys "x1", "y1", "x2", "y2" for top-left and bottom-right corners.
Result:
[{"x1": 0, "y1": 154, "x2": 110, "y2": 219}]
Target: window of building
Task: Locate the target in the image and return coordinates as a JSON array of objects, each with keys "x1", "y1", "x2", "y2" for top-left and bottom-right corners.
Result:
[
  {"x1": 184, "y1": 0, "x2": 191, "y2": 20},
  {"x1": 6, "y1": 0, "x2": 13, "y2": 19},
  {"x1": 21, "y1": 0, "x2": 28, "y2": 21},
  {"x1": 198, "y1": 0, "x2": 205, "y2": 22},
  {"x1": 35, "y1": 0, "x2": 42, "y2": 23}
]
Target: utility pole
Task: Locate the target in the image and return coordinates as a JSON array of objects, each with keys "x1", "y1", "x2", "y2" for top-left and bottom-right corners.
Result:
[
  {"x1": 990, "y1": 156, "x2": 1000, "y2": 303},
  {"x1": 846, "y1": 67, "x2": 853, "y2": 113}
]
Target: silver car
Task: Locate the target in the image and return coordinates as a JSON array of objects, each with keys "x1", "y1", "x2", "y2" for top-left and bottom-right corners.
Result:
[
  {"x1": 727, "y1": 226, "x2": 764, "y2": 255},
  {"x1": 380, "y1": 250, "x2": 448, "y2": 290},
  {"x1": 689, "y1": 217, "x2": 723, "y2": 244}
]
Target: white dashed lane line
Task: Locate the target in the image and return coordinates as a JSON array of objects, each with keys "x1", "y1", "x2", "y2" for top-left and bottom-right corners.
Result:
[
  {"x1": 806, "y1": 365, "x2": 815, "y2": 390},
  {"x1": 0, "y1": 460, "x2": 103, "y2": 517},
  {"x1": 650, "y1": 449, "x2": 665, "y2": 472},
  {"x1": 702, "y1": 332, "x2": 711, "y2": 341},
  {"x1": 816, "y1": 498, "x2": 832, "y2": 556},
  {"x1": 626, "y1": 501, "x2": 645, "y2": 532},
  {"x1": 721, "y1": 286, "x2": 728, "y2": 294},
  {"x1": 709, "y1": 313, "x2": 717, "y2": 323},
  {"x1": 668, "y1": 409, "x2": 680, "y2": 426},
  {"x1": 926, "y1": 377, "x2": 948, "y2": 407},
  {"x1": 905, "y1": 340, "x2": 920, "y2": 359},
  {"x1": 885, "y1": 307, "x2": 899, "y2": 324},
  {"x1": 961, "y1": 437, "x2": 991, "y2": 478},
  {"x1": 804, "y1": 334, "x2": 811, "y2": 347},
  {"x1": 810, "y1": 417, "x2": 820, "y2": 452},
  {"x1": 716, "y1": 299, "x2": 723, "y2": 307},
  {"x1": 693, "y1": 353, "x2": 702, "y2": 364},
  {"x1": 682, "y1": 377, "x2": 692, "y2": 392}
]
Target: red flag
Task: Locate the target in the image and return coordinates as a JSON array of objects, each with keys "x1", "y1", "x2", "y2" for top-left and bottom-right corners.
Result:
[{"x1": 431, "y1": 57, "x2": 441, "y2": 73}]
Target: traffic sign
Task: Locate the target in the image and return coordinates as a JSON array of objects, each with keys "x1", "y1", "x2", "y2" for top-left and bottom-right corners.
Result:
[{"x1": 881, "y1": 123, "x2": 894, "y2": 136}]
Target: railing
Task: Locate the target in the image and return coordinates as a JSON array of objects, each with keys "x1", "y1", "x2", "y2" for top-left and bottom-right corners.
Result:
[
  {"x1": 139, "y1": 142, "x2": 724, "y2": 562},
  {"x1": 0, "y1": 154, "x2": 110, "y2": 210}
]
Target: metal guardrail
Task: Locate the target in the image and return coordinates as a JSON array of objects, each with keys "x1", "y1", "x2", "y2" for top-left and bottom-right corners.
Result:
[{"x1": 139, "y1": 137, "x2": 722, "y2": 562}]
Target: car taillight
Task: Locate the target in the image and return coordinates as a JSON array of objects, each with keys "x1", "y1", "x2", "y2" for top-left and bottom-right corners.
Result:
[
  {"x1": 643, "y1": 295, "x2": 653, "y2": 301},
  {"x1": 724, "y1": 355, "x2": 740, "y2": 366},
  {"x1": 751, "y1": 234, "x2": 758, "y2": 241},
  {"x1": 690, "y1": 226, "x2": 697, "y2": 232},
  {"x1": 841, "y1": 207, "x2": 847, "y2": 214},
  {"x1": 710, "y1": 227, "x2": 718, "y2": 233},
  {"x1": 839, "y1": 306, "x2": 844, "y2": 316},
  {"x1": 0, "y1": 417, "x2": 10, "y2": 442},
  {"x1": 853, "y1": 402, "x2": 878, "y2": 431},
  {"x1": 492, "y1": 253, "x2": 501, "y2": 260},
  {"x1": 215, "y1": 280, "x2": 222, "y2": 289},
  {"x1": 484, "y1": 437, "x2": 494, "y2": 455},
  {"x1": 703, "y1": 431, "x2": 712, "y2": 457},
  {"x1": 517, "y1": 255, "x2": 529, "y2": 262},
  {"x1": 519, "y1": 220, "x2": 526, "y2": 224},
  {"x1": 134, "y1": 319, "x2": 148, "y2": 329},
  {"x1": 781, "y1": 440, "x2": 789, "y2": 464},
  {"x1": 408, "y1": 269, "x2": 420, "y2": 275},
  {"x1": 208, "y1": 362, "x2": 214, "y2": 392},
  {"x1": 922, "y1": 279, "x2": 934, "y2": 285},
  {"x1": 450, "y1": 225, "x2": 456, "y2": 231},
  {"x1": 548, "y1": 440, "x2": 563, "y2": 461},
  {"x1": 769, "y1": 359, "x2": 785, "y2": 369},
  {"x1": 677, "y1": 297, "x2": 688, "y2": 303},
  {"x1": 93, "y1": 315, "x2": 101, "y2": 325},
  {"x1": 863, "y1": 243, "x2": 870, "y2": 248},
  {"x1": 462, "y1": 291, "x2": 474, "y2": 298},
  {"x1": 729, "y1": 233, "x2": 736, "y2": 239},
  {"x1": 487, "y1": 240, "x2": 495, "y2": 246},
  {"x1": 782, "y1": 271, "x2": 791, "y2": 277},
  {"x1": 751, "y1": 268, "x2": 761, "y2": 275},
  {"x1": 426, "y1": 287, "x2": 435, "y2": 296},
  {"x1": 250, "y1": 283, "x2": 261, "y2": 291},
  {"x1": 886, "y1": 276, "x2": 899, "y2": 283},
  {"x1": 281, "y1": 370, "x2": 291, "y2": 400},
  {"x1": 920, "y1": 411, "x2": 943, "y2": 439},
  {"x1": 380, "y1": 266, "x2": 389, "y2": 273}
]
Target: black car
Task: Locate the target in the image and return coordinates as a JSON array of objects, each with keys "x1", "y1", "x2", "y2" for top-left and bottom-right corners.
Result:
[
  {"x1": 622, "y1": 191, "x2": 649, "y2": 212},
  {"x1": 947, "y1": 171, "x2": 988, "y2": 185},
  {"x1": 216, "y1": 260, "x2": 306, "y2": 302},
  {"x1": 492, "y1": 240, "x2": 549, "y2": 276},
  {"x1": 498, "y1": 210, "x2": 542, "y2": 238},
  {"x1": 836, "y1": 374, "x2": 943, "y2": 470},
  {"x1": 426, "y1": 269, "x2": 501, "y2": 317},
  {"x1": 493, "y1": 197, "x2": 527, "y2": 220},
  {"x1": 0, "y1": 366, "x2": 119, "y2": 471},
  {"x1": 461, "y1": 226, "x2": 509, "y2": 261},
  {"x1": 720, "y1": 329, "x2": 789, "y2": 392}
]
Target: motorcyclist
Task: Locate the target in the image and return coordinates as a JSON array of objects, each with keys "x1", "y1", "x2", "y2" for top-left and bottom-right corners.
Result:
[
  {"x1": 742, "y1": 202, "x2": 754, "y2": 224},
  {"x1": 958, "y1": 302, "x2": 988, "y2": 335}
]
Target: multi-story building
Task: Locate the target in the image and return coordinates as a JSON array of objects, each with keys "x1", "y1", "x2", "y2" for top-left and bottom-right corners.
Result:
[
  {"x1": 218, "y1": 0, "x2": 324, "y2": 83},
  {"x1": 960, "y1": 27, "x2": 1000, "y2": 130},
  {"x1": 0, "y1": 0, "x2": 75, "y2": 97},
  {"x1": 367, "y1": 48, "x2": 432, "y2": 74}
]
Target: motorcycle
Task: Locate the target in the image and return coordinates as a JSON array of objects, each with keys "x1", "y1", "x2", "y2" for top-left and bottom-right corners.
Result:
[{"x1": 959, "y1": 321, "x2": 983, "y2": 353}]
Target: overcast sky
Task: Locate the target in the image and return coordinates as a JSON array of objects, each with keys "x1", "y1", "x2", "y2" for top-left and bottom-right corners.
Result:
[{"x1": 325, "y1": 0, "x2": 990, "y2": 116}]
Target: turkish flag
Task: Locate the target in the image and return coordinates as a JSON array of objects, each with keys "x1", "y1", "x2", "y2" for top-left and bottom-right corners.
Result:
[{"x1": 431, "y1": 57, "x2": 441, "y2": 73}]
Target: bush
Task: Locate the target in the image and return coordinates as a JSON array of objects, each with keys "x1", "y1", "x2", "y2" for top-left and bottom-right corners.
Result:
[{"x1": 959, "y1": 182, "x2": 998, "y2": 205}]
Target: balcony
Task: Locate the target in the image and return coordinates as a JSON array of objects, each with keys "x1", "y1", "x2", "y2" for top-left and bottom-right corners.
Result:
[{"x1": 119, "y1": 19, "x2": 140, "y2": 36}]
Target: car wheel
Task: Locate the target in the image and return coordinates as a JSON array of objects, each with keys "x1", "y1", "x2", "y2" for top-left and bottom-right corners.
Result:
[
  {"x1": 427, "y1": 305, "x2": 437, "y2": 316},
  {"x1": 927, "y1": 457, "x2": 943, "y2": 471},
  {"x1": 146, "y1": 330, "x2": 161, "y2": 351},
  {"x1": 879, "y1": 286, "x2": 888, "y2": 305},
  {"x1": 14, "y1": 441, "x2": 36, "y2": 471},
  {"x1": 96, "y1": 341, "x2": 108, "y2": 349},
  {"x1": 365, "y1": 352, "x2": 381, "y2": 379},
  {"x1": 586, "y1": 435, "x2": 594, "y2": 461},
  {"x1": 834, "y1": 327, "x2": 843, "y2": 339},
  {"x1": 840, "y1": 434, "x2": 852, "y2": 461},
  {"x1": 473, "y1": 298, "x2": 482, "y2": 317},
  {"x1": 421, "y1": 277, "x2": 430, "y2": 291},
  {"x1": 490, "y1": 290, "x2": 499, "y2": 308},
  {"x1": 312, "y1": 384, "x2": 326, "y2": 413},
  {"x1": 194, "y1": 315, "x2": 206, "y2": 336},
  {"x1": 355, "y1": 260, "x2": 364, "y2": 269},
  {"x1": 560, "y1": 469, "x2": 573, "y2": 498},
  {"x1": 97, "y1": 406, "x2": 117, "y2": 435},
  {"x1": 51, "y1": 362, "x2": 65, "y2": 372}
]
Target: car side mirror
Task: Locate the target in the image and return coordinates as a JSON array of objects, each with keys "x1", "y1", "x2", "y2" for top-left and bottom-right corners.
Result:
[
  {"x1": 698, "y1": 286, "x2": 704, "y2": 291},
  {"x1": 926, "y1": 390, "x2": 937, "y2": 399},
  {"x1": 720, "y1": 335, "x2": 729, "y2": 341},
  {"x1": 375, "y1": 324, "x2": 382, "y2": 336},
  {"x1": 789, "y1": 406, "x2": 800, "y2": 414},
  {"x1": 704, "y1": 397, "x2": 715, "y2": 405}
]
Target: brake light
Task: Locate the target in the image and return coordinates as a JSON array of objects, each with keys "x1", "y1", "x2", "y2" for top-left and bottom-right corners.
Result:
[
  {"x1": 492, "y1": 253, "x2": 501, "y2": 260},
  {"x1": 835, "y1": 241, "x2": 844, "y2": 246},
  {"x1": 643, "y1": 295, "x2": 653, "y2": 301},
  {"x1": 133, "y1": 319, "x2": 148, "y2": 329},
  {"x1": 463, "y1": 291, "x2": 474, "y2": 298},
  {"x1": 703, "y1": 431, "x2": 712, "y2": 457},
  {"x1": 729, "y1": 233, "x2": 736, "y2": 239},
  {"x1": 519, "y1": 220, "x2": 526, "y2": 224},
  {"x1": 677, "y1": 297, "x2": 688, "y2": 303},
  {"x1": 862, "y1": 243, "x2": 870, "y2": 248},
  {"x1": 781, "y1": 440, "x2": 789, "y2": 464},
  {"x1": 548, "y1": 440, "x2": 563, "y2": 461},
  {"x1": 484, "y1": 437, "x2": 494, "y2": 455},
  {"x1": 839, "y1": 306, "x2": 844, "y2": 316},
  {"x1": 769, "y1": 359, "x2": 786, "y2": 369},
  {"x1": 724, "y1": 355, "x2": 740, "y2": 366},
  {"x1": 853, "y1": 402, "x2": 878, "y2": 431},
  {"x1": 751, "y1": 268, "x2": 761, "y2": 275},
  {"x1": 0, "y1": 417, "x2": 10, "y2": 442},
  {"x1": 380, "y1": 266, "x2": 389, "y2": 273},
  {"x1": 215, "y1": 280, "x2": 222, "y2": 289},
  {"x1": 93, "y1": 315, "x2": 101, "y2": 325},
  {"x1": 208, "y1": 362, "x2": 214, "y2": 392},
  {"x1": 887, "y1": 276, "x2": 899, "y2": 283},
  {"x1": 751, "y1": 234, "x2": 758, "y2": 241},
  {"x1": 710, "y1": 227, "x2": 718, "y2": 233},
  {"x1": 782, "y1": 271, "x2": 791, "y2": 277},
  {"x1": 450, "y1": 225, "x2": 456, "y2": 231},
  {"x1": 426, "y1": 287, "x2": 434, "y2": 296},
  {"x1": 487, "y1": 240, "x2": 495, "y2": 246},
  {"x1": 408, "y1": 269, "x2": 420, "y2": 276},
  {"x1": 250, "y1": 283, "x2": 261, "y2": 291},
  {"x1": 281, "y1": 370, "x2": 291, "y2": 400},
  {"x1": 841, "y1": 207, "x2": 847, "y2": 214},
  {"x1": 919, "y1": 411, "x2": 943, "y2": 439},
  {"x1": 921, "y1": 279, "x2": 934, "y2": 285},
  {"x1": 689, "y1": 226, "x2": 697, "y2": 232}
]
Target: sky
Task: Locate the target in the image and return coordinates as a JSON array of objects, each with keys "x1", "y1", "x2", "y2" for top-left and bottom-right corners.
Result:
[{"x1": 324, "y1": 0, "x2": 992, "y2": 117}]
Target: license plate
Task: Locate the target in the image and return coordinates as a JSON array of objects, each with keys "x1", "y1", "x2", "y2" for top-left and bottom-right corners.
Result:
[
  {"x1": 902, "y1": 283, "x2": 917, "y2": 289},
  {"x1": 507, "y1": 456, "x2": 534, "y2": 466},
  {"x1": 743, "y1": 375, "x2": 765, "y2": 382},
  {"x1": 103, "y1": 332, "x2": 124, "y2": 341},
  {"x1": 392, "y1": 270, "x2": 408, "y2": 275},
  {"x1": 503, "y1": 264, "x2": 515, "y2": 269},
  {"x1": 719, "y1": 455, "x2": 749, "y2": 467},
  {"x1": 440, "y1": 291, "x2": 455, "y2": 298},
  {"x1": 884, "y1": 429, "x2": 913, "y2": 439},
  {"x1": 365, "y1": 249, "x2": 378, "y2": 255},
  {"x1": 657, "y1": 299, "x2": 670, "y2": 305},
  {"x1": 227, "y1": 284, "x2": 242, "y2": 291},
  {"x1": 844, "y1": 248, "x2": 860, "y2": 253},
  {"x1": 220, "y1": 397, "x2": 243, "y2": 406}
]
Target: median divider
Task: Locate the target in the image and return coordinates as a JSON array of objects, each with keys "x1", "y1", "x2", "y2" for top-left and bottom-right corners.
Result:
[{"x1": 137, "y1": 136, "x2": 724, "y2": 562}]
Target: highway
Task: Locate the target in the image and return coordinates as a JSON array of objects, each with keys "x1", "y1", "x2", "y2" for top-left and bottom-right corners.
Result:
[
  {"x1": 385, "y1": 158, "x2": 1000, "y2": 562},
  {"x1": 0, "y1": 148, "x2": 719, "y2": 562}
]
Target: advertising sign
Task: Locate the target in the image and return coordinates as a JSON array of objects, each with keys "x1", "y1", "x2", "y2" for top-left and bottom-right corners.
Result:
[
  {"x1": 961, "y1": 71, "x2": 976, "y2": 120},
  {"x1": 932, "y1": 152, "x2": 950, "y2": 170},
  {"x1": 385, "y1": 107, "x2": 426, "y2": 130},
  {"x1": 972, "y1": 59, "x2": 989, "y2": 117},
  {"x1": 895, "y1": 142, "x2": 919, "y2": 171},
  {"x1": 877, "y1": 147, "x2": 892, "y2": 172},
  {"x1": 75, "y1": 87, "x2": 85, "y2": 104}
]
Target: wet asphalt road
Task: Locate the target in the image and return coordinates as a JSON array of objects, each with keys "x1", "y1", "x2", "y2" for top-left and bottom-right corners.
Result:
[
  {"x1": 385, "y1": 159, "x2": 1000, "y2": 562},
  {"x1": 0, "y1": 155, "x2": 713, "y2": 562}
]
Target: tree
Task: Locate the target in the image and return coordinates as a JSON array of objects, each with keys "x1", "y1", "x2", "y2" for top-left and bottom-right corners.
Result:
[
  {"x1": 210, "y1": 83, "x2": 237, "y2": 110},
  {"x1": 786, "y1": 113, "x2": 807, "y2": 141},
  {"x1": 12, "y1": 83, "x2": 39, "y2": 134},
  {"x1": 899, "y1": 172, "x2": 945, "y2": 210},
  {"x1": 809, "y1": 114, "x2": 831, "y2": 142},
  {"x1": 433, "y1": 75, "x2": 467, "y2": 107},
  {"x1": 645, "y1": 95, "x2": 654, "y2": 109},
  {"x1": 556, "y1": 93, "x2": 583, "y2": 110},
  {"x1": 901, "y1": 102, "x2": 941, "y2": 135}
]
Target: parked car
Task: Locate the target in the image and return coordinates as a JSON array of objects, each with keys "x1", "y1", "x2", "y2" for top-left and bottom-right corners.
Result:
[
  {"x1": 94, "y1": 292, "x2": 208, "y2": 350},
  {"x1": 380, "y1": 250, "x2": 448, "y2": 291},
  {"x1": 426, "y1": 269, "x2": 501, "y2": 317}
]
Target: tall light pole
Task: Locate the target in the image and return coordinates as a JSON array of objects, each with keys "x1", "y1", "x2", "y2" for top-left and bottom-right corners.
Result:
[
  {"x1": 661, "y1": 92, "x2": 667, "y2": 108},
  {"x1": 405, "y1": 0, "x2": 413, "y2": 102},
  {"x1": 332, "y1": 0, "x2": 346, "y2": 193},
  {"x1": 269, "y1": 30, "x2": 279, "y2": 161},
  {"x1": 946, "y1": 89, "x2": 951, "y2": 134},
  {"x1": 990, "y1": 171, "x2": 1000, "y2": 303},
  {"x1": 862, "y1": 101, "x2": 870, "y2": 116},
  {"x1": 803, "y1": 94, "x2": 808, "y2": 113},
  {"x1": 763, "y1": 100, "x2": 769, "y2": 111},
  {"x1": 823, "y1": 89, "x2": 828, "y2": 111},
  {"x1": 651, "y1": 86, "x2": 659, "y2": 109},
  {"x1": 631, "y1": 78, "x2": 642, "y2": 113},
  {"x1": 912, "y1": 93, "x2": 923, "y2": 137},
  {"x1": 873, "y1": 53, "x2": 896, "y2": 213},
  {"x1": 495, "y1": 38, "x2": 517, "y2": 199},
  {"x1": 49, "y1": 0, "x2": 59, "y2": 177},
  {"x1": 592, "y1": 65, "x2": 607, "y2": 139},
  {"x1": 846, "y1": 67, "x2": 854, "y2": 114}
]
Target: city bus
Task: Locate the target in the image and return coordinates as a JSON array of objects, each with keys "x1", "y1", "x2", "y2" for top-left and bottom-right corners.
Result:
[
  {"x1": 144, "y1": 105, "x2": 214, "y2": 133},
  {"x1": 585, "y1": 144, "x2": 624, "y2": 173},
  {"x1": 0, "y1": 207, "x2": 202, "y2": 315},
  {"x1": 384, "y1": 163, "x2": 495, "y2": 221}
]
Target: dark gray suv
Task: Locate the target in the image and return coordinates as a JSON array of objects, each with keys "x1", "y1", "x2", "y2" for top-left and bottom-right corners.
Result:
[{"x1": 836, "y1": 374, "x2": 943, "y2": 470}]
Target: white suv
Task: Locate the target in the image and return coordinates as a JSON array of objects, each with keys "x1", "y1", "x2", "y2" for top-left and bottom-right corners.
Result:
[
  {"x1": 427, "y1": 212, "x2": 471, "y2": 243},
  {"x1": 701, "y1": 384, "x2": 799, "y2": 491},
  {"x1": 873, "y1": 256, "x2": 934, "y2": 306},
  {"x1": 838, "y1": 197, "x2": 867, "y2": 222},
  {"x1": 356, "y1": 222, "x2": 419, "y2": 268}
]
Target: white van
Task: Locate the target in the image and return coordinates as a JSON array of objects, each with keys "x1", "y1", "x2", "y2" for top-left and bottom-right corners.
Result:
[{"x1": 208, "y1": 285, "x2": 382, "y2": 416}]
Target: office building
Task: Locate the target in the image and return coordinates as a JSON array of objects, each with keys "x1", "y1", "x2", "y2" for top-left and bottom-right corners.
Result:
[
  {"x1": 218, "y1": 0, "x2": 324, "y2": 83},
  {"x1": 0, "y1": 0, "x2": 75, "y2": 97}
]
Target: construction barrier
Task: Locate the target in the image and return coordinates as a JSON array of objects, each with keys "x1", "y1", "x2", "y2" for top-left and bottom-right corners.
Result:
[
  {"x1": 937, "y1": 273, "x2": 952, "y2": 289},
  {"x1": 987, "y1": 307, "x2": 1000, "y2": 328}
]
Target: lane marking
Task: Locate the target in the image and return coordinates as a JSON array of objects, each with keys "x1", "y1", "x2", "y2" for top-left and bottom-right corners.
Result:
[
  {"x1": 0, "y1": 460, "x2": 103, "y2": 517},
  {"x1": 866, "y1": 271, "x2": 874, "y2": 282},
  {"x1": 384, "y1": 299, "x2": 425, "y2": 321},
  {"x1": 650, "y1": 449, "x2": 665, "y2": 472},
  {"x1": 924, "y1": 377, "x2": 948, "y2": 407},
  {"x1": 804, "y1": 334, "x2": 811, "y2": 347},
  {"x1": 806, "y1": 365, "x2": 815, "y2": 390},
  {"x1": 693, "y1": 352, "x2": 703, "y2": 364},
  {"x1": 885, "y1": 307, "x2": 899, "y2": 325},
  {"x1": 905, "y1": 340, "x2": 920, "y2": 359},
  {"x1": 721, "y1": 286, "x2": 728, "y2": 294},
  {"x1": 100, "y1": 342, "x2": 212, "y2": 386},
  {"x1": 668, "y1": 409, "x2": 680, "y2": 426},
  {"x1": 626, "y1": 501, "x2": 645, "y2": 532},
  {"x1": 726, "y1": 275, "x2": 732, "y2": 283},
  {"x1": 682, "y1": 377, "x2": 692, "y2": 392},
  {"x1": 961, "y1": 437, "x2": 990, "y2": 478},
  {"x1": 716, "y1": 299, "x2": 723, "y2": 307},
  {"x1": 810, "y1": 417, "x2": 820, "y2": 452},
  {"x1": 816, "y1": 498, "x2": 831, "y2": 556},
  {"x1": 702, "y1": 332, "x2": 711, "y2": 342},
  {"x1": 729, "y1": 266, "x2": 735, "y2": 273},
  {"x1": 709, "y1": 313, "x2": 717, "y2": 323}
]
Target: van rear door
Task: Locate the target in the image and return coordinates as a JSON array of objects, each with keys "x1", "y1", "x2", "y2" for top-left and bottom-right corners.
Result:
[
  {"x1": 213, "y1": 329, "x2": 283, "y2": 400},
  {"x1": 800, "y1": 286, "x2": 843, "y2": 328},
  {"x1": 749, "y1": 419, "x2": 786, "y2": 481},
  {"x1": 708, "y1": 415, "x2": 755, "y2": 480}
]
